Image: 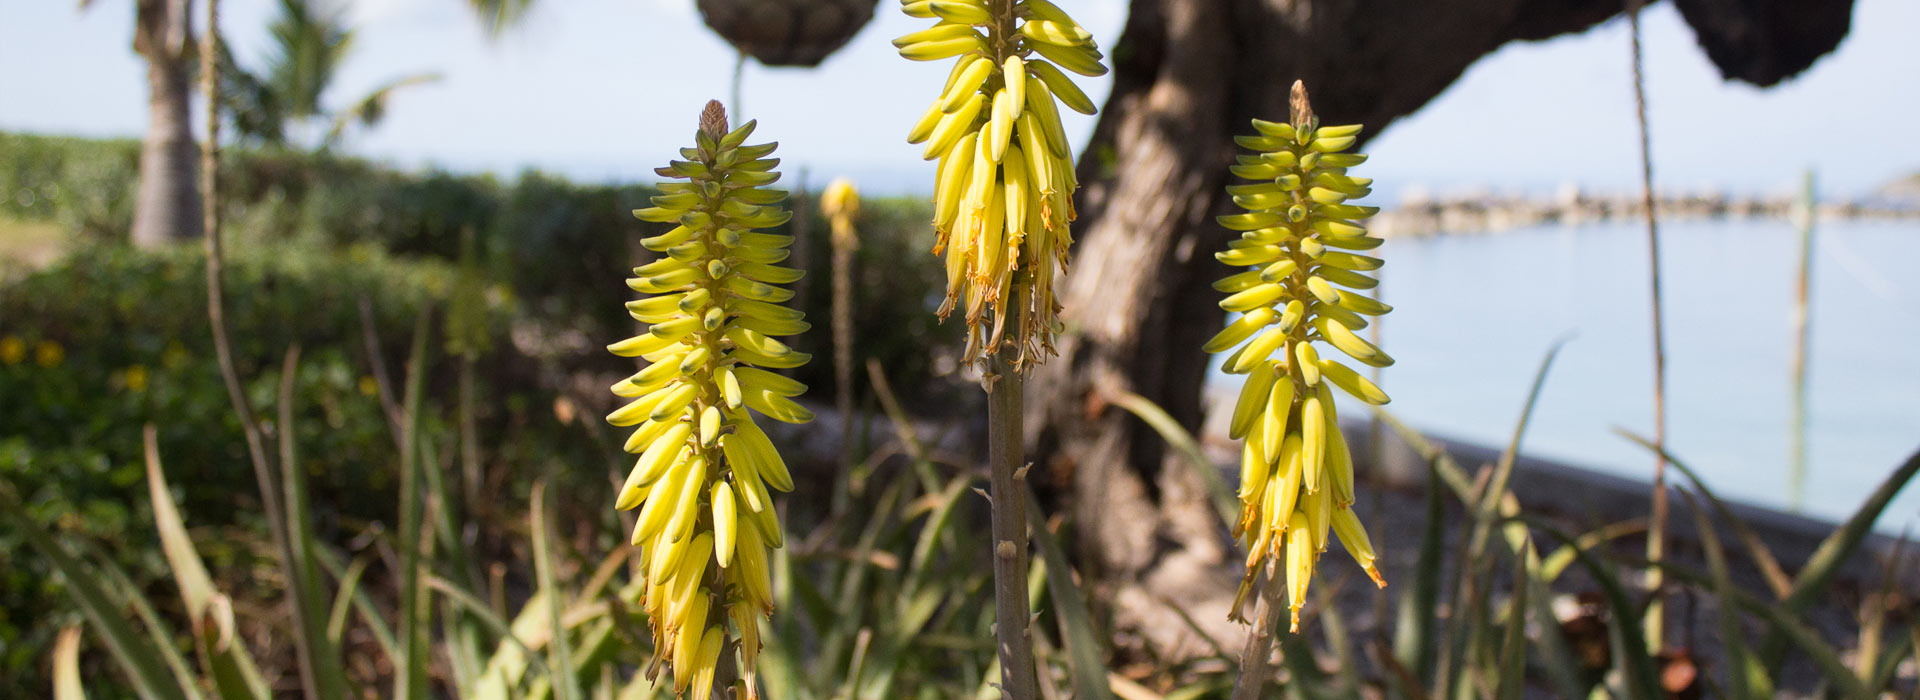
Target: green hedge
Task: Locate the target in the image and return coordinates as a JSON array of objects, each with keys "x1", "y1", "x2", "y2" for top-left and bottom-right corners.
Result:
[
  {"x1": 0, "y1": 132, "x2": 969, "y2": 692},
  {"x1": 0, "y1": 243, "x2": 595, "y2": 694},
  {"x1": 0, "y1": 130, "x2": 963, "y2": 399}
]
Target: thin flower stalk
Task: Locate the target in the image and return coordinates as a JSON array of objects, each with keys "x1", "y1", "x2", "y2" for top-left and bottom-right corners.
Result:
[{"x1": 615, "y1": 101, "x2": 811, "y2": 700}]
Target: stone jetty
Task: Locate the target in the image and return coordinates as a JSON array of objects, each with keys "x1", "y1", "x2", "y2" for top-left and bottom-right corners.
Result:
[{"x1": 1370, "y1": 183, "x2": 1920, "y2": 238}]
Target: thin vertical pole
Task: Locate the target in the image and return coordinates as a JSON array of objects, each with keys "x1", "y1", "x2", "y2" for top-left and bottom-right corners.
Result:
[
  {"x1": 1625, "y1": 0, "x2": 1671, "y2": 651},
  {"x1": 1787, "y1": 171, "x2": 1816, "y2": 510}
]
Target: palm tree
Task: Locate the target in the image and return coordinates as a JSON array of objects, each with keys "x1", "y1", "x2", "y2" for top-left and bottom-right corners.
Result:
[
  {"x1": 223, "y1": 0, "x2": 440, "y2": 151},
  {"x1": 83, "y1": 0, "x2": 203, "y2": 248}
]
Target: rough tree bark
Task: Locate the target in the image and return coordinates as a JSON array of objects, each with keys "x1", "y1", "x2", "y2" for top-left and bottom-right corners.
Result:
[
  {"x1": 1025, "y1": 0, "x2": 1854, "y2": 654},
  {"x1": 130, "y1": 0, "x2": 203, "y2": 248}
]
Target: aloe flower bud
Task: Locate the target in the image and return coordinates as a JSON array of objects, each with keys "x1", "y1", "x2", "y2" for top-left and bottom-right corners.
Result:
[
  {"x1": 615, "y1": 100, "x2": 809, "y2": 699},
  {"x1": 1215, "y1": 82, "x2": 1390, "y2": 633}
]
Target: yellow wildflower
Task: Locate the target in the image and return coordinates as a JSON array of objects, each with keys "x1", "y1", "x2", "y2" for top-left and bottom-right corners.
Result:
[
  {"x1": 34, "y1": 340, "x2": 64, "y2": 369},
  {"x1": 0, "y1": 336, "x2": 24, "y2": 365}
]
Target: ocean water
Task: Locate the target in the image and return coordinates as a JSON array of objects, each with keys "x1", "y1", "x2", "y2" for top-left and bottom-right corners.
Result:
[{"x1": 1214, "y1": 218, "x2": 1920, "y2": 533}]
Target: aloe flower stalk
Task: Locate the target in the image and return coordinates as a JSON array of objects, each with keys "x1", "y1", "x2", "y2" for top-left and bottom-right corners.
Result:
[
  {"x1": 615, "y1": 101, "x2": 810, "y2": 699},
  {"x1": 1215, "y1": 82, "x2": 1390, "y2": 633}
]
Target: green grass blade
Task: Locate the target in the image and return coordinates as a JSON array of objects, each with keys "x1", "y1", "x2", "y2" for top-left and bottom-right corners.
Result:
[
  {"x1": 427, "y1": 576, "x2": 556, "y2": 678},
  {"x1": 395, "y1": 309, "x2": 432, "y2": 700},
  {"x1": 53, "y1": 626, "x2": 86, "y2": 700},
  {"x1": 1650, "y1": 561, "x2": 1871, "y2": 699},
  {"x1": 1615, "y1": 431, "x2": 1790, "y2": 596},
  {"x1": 1519, "y1": 556, "x2": 1588, "y2": 700},
  {"x1": 1784, "y1": 446, "x2": 1920, "y2": 611},
  {"x1": 1371, "y1": 408, "x2": 1479, "y2": 500},
  {"x1": 325, "y1": 554, "x2": 372, "y2": 646},
  {"x1": 1683, "y1": 491, "x2": 1756, "y2": 699},
  {"x1": 1315, "y1": 583, "x2": 1362, "y2": 698},
  {"x1": 88, "y1": 548, "x2": 209, "y2": 700},
  {"x1": 275, "y1": 352, "x2": 352, "y2": 700},
  {"x1": 1539, "y1": 519, "x2": 1645, "y2": 583},
  {"x1": 1523, "y1": 518, "x2": 1663, "y2": 700},
  {"x1": 314, "y1": 548, "x2": 401, "y2": 663},
  {"x1": 1025, "y1": 491, "x2": 1117, "y2": 700},
  {"x1": 7, "y1": 509, "x2": 188, "y2": 700},
  {"x1": 900, "y1": 476, "x2": 972, "y2": 601},
  {"x1": 533, "y1": 480, "x2": 583, "y2": 700},
  {"x1": 1481, "y1": 339, "x2": 1567, "y2": 520},
  {"x1": 1276, "y1": 632, "x2": 1331, "y2": 699},
  {"x1": 1106, "y1": 389, "x2": 1238, "y2": 526},
  {"x1": 1394, "y1": 460, "x2": 1446, "y2": 687},
  {"x1": 1865, "y1": 623, "x2": 1914, "y2": 693},
  {"x1": 142, "y1": 427, "x2": 272, "y2": 699},
  {"x1": 821, "y1": 475, "x2": 908, "y2": 671},
  {"x1": 1494, "y1": 557, "x2": 1528, "y2": 700},
  {"x1": 143, "y1": 426, "x2": 217, "y2": 621},
  {"x1": 196, "y1": 594, "x2": 270, "y2": 700}
]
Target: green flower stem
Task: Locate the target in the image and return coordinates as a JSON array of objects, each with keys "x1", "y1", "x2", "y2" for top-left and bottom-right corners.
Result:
[{"x1": 986, "y1": 329, "x2": 1038, "y2": 700}]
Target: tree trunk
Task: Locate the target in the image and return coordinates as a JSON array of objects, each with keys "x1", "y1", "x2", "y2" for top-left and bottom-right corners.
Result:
[
  {"x1": 130, "y1": 0, "x2": 202, "y2": 249},
  {"x1": 1026, "y1": 0, "x2": 1855, "y2": 656}
]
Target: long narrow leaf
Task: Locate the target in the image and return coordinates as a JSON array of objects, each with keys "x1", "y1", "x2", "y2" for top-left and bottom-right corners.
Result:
[
  {"x1": 1650, "y1": 562, "x2": 1871, "y2": 699},
  {"x1": 428, "y1": 576, "x2": 556, "y2": 678},
  {"x1": 88, "y1": 548, "x2": 208, "y2": 700},
  {"x1": 1025, "y1": 496, "x2": 1117, "y2": 700},
  {"x1": 533, "y1": 480, "x2": 583, "y2": 700},
  {"x1": 1684, "y1": 491, "x2": 1758, "y2": 698},
  {"x1": 314, "y1": 547, "x2": 401, "y2": 663},
  {"x1": 326, "y1": 554, "x2": 372, "y2": 646},
  {"x1": 1494, "y1": 558, "x2": 1528, "y2": 700},
  {"x1": 1785, "y1": 446, "x2": 1920, "y2": 611},
  {"x1": 143, "y1": 426, "x2": 217, "y2": 620},
  {"x1": 196, "y1": 594, "x2": 270, "y2": 700},
  {"x1": 1524, "y1": 518, "x2": 1663, "y2": 700},
  {"x1": 395, "y1": 309, "x2": 432, "y2": 700},
  {"x1": 1106, "y1": 389, "x2": 1238, "y2": 526},
  {"x1": 1482, "y1": 338, "x2": 1567, "y2": 520},
  {"x1": 53, "y1": 626, "x2": 86, "y2": 700},
  {"x1": 1615, "y1": 431, "x2": 1790, "y2": 596},
  {"x1": 1393, "y1": 459, "x2": 1446, "y2": 687},
  {"x1": 143, "y1": 428, "x2": 272, "y2": 698},
  {"x1": 9, "y1": 511, "x2": 187, "y2": 700},
  {"x1": 275, "y1": 351, "x2": 352, "y2": 699}
]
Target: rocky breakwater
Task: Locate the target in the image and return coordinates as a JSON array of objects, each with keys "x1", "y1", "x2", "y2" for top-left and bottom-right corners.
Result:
[{"x1": 1370, "y1": 182, "x2": 1920, "y2": 238}]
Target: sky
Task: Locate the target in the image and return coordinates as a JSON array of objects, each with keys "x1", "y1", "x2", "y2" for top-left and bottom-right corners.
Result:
[{"x1": 2, "y1": 0, "x2": 1916, "y2": 201}]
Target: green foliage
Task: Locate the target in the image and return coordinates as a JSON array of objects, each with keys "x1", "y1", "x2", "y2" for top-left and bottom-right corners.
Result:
[
  {"x1": 0, "y1": 242, "x2": 560, "y2": 695},
  {"x1": 0, "y1": 131, "x2": 959, "y2": 397},
  {"x1": 0, "y1": 132, "x2": 140, "y2": 241}
]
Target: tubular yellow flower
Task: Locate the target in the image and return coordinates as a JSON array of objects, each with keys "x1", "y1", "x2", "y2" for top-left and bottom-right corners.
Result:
[
  {"x1": 1218, "y1": 82, "x2": 1390, "y2": 633},
  {"x1": 820, "y1": 178, "x2": 860, "y2": 248},
  {"x1": 614, "y1": 100, "x2": 809, "y2": 700},
  {"x1": 895, "y1": 0, "x2": 1106, "y2": 368}
]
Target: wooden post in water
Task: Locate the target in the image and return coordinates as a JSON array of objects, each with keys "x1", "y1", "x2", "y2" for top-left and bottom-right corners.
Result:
[{"x1": 1788, "y1": 170, "x2": 1816, "y2": 511}]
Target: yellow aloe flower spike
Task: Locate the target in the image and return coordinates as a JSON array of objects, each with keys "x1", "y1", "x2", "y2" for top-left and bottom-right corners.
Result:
[
  {"x1": 895, "y1": 0, "x2": 1105, "y2": 369},
  {"x1": 613, "y1": 100, "x2": 810, "y2": 699},
  {"x1": 1216, "y1": 82, "x2": 1391, "y2": 633}
]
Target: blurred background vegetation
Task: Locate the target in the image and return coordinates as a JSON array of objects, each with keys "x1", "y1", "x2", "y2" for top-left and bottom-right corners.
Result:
[{"x1": 0, "y1": 129, "x2": 971, "y2": 694}]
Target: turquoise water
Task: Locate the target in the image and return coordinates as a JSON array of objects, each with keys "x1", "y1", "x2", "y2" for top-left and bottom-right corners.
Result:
[{"x1": 1217, "y1": 219, "x2": 1920, "y2": 532}]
